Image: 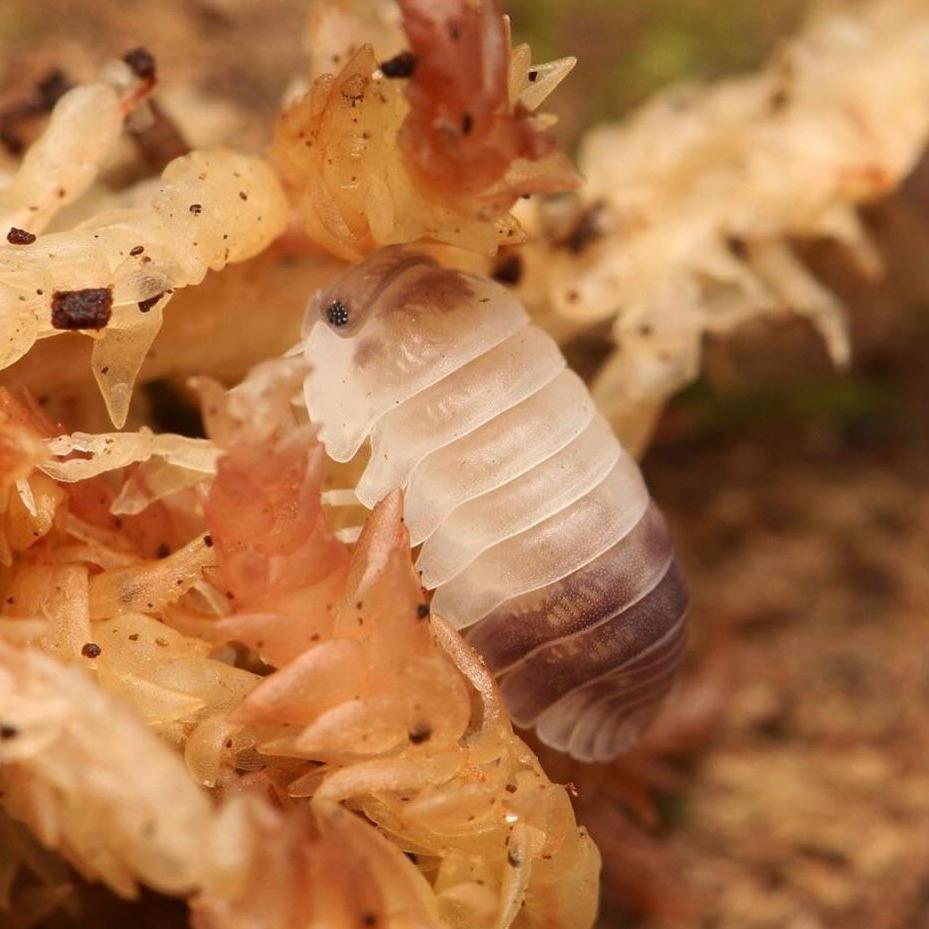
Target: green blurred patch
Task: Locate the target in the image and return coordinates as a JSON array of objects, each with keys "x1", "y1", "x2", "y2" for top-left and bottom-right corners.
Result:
[
  {"x1": 655, "y1": 788, "x2": 690, "y2": 831},
  {"x1": 674, "y1": 374, "x2": 900, "y2": 440},
  {"x1": 507, "y1": 0, "x2": 809, "y2": 141}
]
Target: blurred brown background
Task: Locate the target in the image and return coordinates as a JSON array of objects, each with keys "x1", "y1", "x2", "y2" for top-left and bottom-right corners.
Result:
[{"x1": 2, "y1": 2, "x2": 929, "y2": 927}]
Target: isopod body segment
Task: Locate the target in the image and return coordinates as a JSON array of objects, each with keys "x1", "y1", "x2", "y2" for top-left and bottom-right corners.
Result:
[{"x1": 302, "y1": 247, "x2": 688, "y2": 761}]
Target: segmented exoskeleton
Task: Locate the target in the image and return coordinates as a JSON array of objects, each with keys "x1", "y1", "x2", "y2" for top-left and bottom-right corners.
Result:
[{"x1": 302, "y1": 247, "x2": 688, "y2": 761}]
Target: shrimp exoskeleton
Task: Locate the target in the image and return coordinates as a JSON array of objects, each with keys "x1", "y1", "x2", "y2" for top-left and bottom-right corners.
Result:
[{"x1": 301, "y1": 247, "x2": 688, "y2": 761}]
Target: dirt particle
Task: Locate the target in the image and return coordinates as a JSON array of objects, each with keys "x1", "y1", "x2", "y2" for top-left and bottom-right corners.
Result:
[
  {"x1": 51, "y1": 288, "x2": 112, "y2": 330},
  {"x1": 408, "y1": 724, "x2": 432, "y2": 745},
  {"x1": 138, "y1": 292, "x2": 164, "y2": 313},
  {"x1": 123, "y1": 47, "x2": 157, "y2": 81},
  {"x1": 380, "y1": 51, "x2": 417, "y2": 78},
  {"x1": 6, "y1": 227, "x2": 35, "y2": 245}
]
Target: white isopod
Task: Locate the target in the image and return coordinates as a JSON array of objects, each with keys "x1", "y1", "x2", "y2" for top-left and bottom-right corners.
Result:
[{"x1": 302, "y1": 247, "x2": 688, "y2": 761}]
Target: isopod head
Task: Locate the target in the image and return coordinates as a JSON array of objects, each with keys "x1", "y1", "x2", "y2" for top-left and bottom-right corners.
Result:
[{"x1": 302, "y1": 248, "x2": 528, "y2": 461}]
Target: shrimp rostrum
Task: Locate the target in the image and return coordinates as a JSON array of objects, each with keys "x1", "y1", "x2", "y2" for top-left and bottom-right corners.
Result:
[{"x1": 301, "y1": 247, "x2": 689, "y2": 761}]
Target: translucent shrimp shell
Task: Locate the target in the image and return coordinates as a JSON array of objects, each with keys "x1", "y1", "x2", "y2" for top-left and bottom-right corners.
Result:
[{"x1": 302, "y1": 247, "x2": 688, "y2": 761}]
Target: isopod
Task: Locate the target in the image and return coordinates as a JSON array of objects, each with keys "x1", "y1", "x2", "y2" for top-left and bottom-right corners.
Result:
[{"x1": 301, "y1": 247, "x2": 688, "y2": 761}]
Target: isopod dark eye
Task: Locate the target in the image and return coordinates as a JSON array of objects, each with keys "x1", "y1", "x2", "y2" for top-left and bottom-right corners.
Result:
[{"x1": 326, "y1": 300, "x2": 350, "y2": 327}]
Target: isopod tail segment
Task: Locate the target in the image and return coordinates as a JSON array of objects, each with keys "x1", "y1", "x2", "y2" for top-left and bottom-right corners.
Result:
[{"x1": 301, "y1": 246, "x2": 689, "y2": 762}]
